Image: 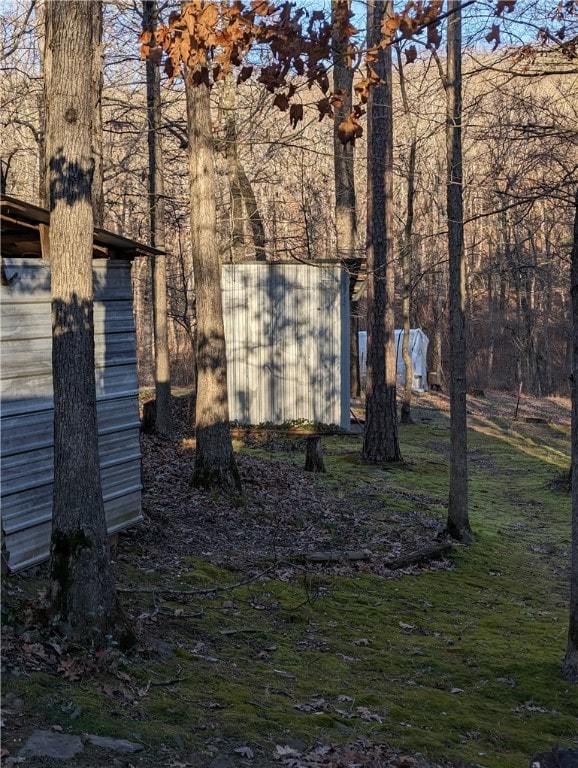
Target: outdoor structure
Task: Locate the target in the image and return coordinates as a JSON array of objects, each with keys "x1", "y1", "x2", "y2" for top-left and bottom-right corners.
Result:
[
  {"x1": 358, "y1": 328, "x2": 429, "y2": 391},
  {"x1": 222, "y1": 262, "x2": 350, "y2": 428},
  {"x1": 0, "y1": 195, "x2": 157, "y2": 573}
]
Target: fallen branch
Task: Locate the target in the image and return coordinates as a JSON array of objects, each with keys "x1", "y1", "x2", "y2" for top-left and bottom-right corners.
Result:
[
  {"x1": 303, "y1": 550, "x2": 371, "y2": 563},
  {"x1": 383, "y1": 541, "x2": 452, "y2": 571}
]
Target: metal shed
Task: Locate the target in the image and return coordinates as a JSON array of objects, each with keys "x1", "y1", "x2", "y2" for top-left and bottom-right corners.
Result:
[
  {"x1": 222, "y1": 261, "x2": 350, "y2": 429},
  {"x1": 1, "y1": 195, "x2": 155, "y2": 573}
]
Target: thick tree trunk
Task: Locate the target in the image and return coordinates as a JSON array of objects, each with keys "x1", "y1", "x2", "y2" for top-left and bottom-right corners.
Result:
[
  {"x1": 562, "y1": 187, "x2": 578, "y2": 683},
  {"x1": 185, "y1": 77, "x2": 241, "y2": 494},
  {"x1": 332, "y1": 0, "x2": 360, "y2": 398},
  {"x1": 144, "y1": 0, "x2": 172, "y2": 438},
  {"x1": 445, "y1": 0, "x2": 473, "y2": 542},
  {"x1": 362, "y1": 0, "x2": 401, "y2": 463},
  {"x1": 45, "y1": 0, "x2": 123, "y2": 645}
]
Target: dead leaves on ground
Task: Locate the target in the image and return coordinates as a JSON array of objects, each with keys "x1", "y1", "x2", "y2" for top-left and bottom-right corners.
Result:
[
  {"x1": 293, "y1": 695, "x2": 384, "y2": 723},
  {"x1": 274, "y1": 739, "x2": 442, "y2": 768}
]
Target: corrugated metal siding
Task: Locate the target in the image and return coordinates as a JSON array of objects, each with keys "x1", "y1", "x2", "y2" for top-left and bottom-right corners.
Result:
[
  {"x1": 222, "y1": 262, "x2": 350, "y2": 428},
  {"x1": 0, "y1": 258, "x2": 142, "y2": 573}
]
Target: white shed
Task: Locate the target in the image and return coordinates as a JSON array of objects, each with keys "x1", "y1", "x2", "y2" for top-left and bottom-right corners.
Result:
[
  {"x1": 222, "y1": 262, "x2": 350, "y2": 428},
  {"x1": 358, "y1": 328, "x2": 429, "y2": 391}
]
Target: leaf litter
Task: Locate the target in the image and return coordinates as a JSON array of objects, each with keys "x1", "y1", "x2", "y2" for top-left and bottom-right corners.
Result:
[{"x1": 1, "y1": 391, "x2": 572, "y2": 767}]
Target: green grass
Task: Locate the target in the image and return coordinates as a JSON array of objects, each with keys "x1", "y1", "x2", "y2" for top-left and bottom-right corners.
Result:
[{"x1": 2, "y1": 404, "x2": 577, "y2": 767}]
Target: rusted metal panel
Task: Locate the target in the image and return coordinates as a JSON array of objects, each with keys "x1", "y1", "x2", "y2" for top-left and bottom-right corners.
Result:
[
  {"x1": 0, "y1": 258, "x2": 142, "y2": 573},
  {"x1": 222, "y1": 262, "x2": 350, "y2": 428}
]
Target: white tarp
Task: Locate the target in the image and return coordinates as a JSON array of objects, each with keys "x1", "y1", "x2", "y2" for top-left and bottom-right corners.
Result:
[{"x1": 358, "y1": 329, "x2": 429, "y2": 392}]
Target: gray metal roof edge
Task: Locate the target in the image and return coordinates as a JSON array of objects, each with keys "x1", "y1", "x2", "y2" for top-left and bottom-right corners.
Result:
[{"x1": 222, "y1": 259, "x2": 346, "y2": 267}]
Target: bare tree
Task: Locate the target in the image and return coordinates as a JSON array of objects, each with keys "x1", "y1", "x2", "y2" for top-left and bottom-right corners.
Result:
[
  {"x1": 444, "y1": 0, "x2": 473, "y2": 542},
  {"x1": 220, "y1": 73, "x2": 266, "y2": 262},
  {"x1": 144, "y1": 0, "x2": 172, "y2": 438},
  {"x1": 563, "y1": 186, "x2": 578, "y2": 683},
  {"x1": 395, "y1": 43, "x2": 418, "y2": 424},
  {"x1": 363, "y1": 0, "x2": 401, "y2": 463},
  {"x1": 185, "y1": 76, "x2": 241, "y2": 493},
  {"x1": 332, "y1": 0, "x2": 360, "y2": 398},
  {"x1": 45, "y1": 0, "x2": 125, "y2": 645}
]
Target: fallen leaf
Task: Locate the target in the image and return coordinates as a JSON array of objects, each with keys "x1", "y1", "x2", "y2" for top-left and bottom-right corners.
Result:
[
  {"x1": 356, "y1": 706, "x2": 383, "y2": 722},
  {"x1": 234, "y1": 745, "x2": 254, "y2": 759},
  {"x1": 274, "y1": 745, "x2": 302, "y2": 759}
]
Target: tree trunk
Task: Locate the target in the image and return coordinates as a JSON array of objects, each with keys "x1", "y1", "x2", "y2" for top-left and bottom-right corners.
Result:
[
  {"x1": 185, "y1": 76, "x2": 241, "y2": 494},
  {"x1": 91, "y1": 6, "x2": 104, "y2": 228},
  {"x1": 332, "y1": 0, "x2": 360, "y2": 398},
  {"x1": 222, "y1": 70, "x2": 266, "y2": 262},
  {"x1": 45, "y1": 0, "x2": 124, "y2": 646},
  {"x1": 144, "y1": 0, "x2": 172, "y2": 438},
  {"x1": 401, "y1": 139, "x2": 416, "y2": 424},
  {"x1": 362, "y1": 0, "x2": 401, "y2": 463},
  {"x1": 562, "y1": 187, "x2": 578, "y2": 683},
  {"x1": 304, "y1": 435, "x2": 326, "y2": 473},
  {"x1": 396, "y1": 44, "x2": 416, "y2": 425},
  {"x1": 445, "y1": 0, "x2": 473, "y2": 542}
]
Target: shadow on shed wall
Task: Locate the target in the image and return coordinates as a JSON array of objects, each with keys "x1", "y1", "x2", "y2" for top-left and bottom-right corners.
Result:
[
  {"x1": 0, "y1": 258, "x2": 142, "y2": 573},
  {"x1": 222, "y1": 263, "x2": 350, "y2": 428}
]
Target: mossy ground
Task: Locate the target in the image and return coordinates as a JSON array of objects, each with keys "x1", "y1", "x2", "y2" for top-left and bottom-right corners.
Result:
[{"x1": 2, "y1": 394, "x2": 577, "y2": 767}]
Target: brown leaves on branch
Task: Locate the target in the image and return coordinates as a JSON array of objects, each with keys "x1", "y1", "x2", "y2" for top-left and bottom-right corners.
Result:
[
  {"x1": 138, "y1": 0, "x2": 514, "y2": 145},
  {"x1": 486, "y1": 23, "x2": 501, "y2": 51},
  {"x1": 337, "y1": 106, "x2": 365, "y2": 146},
  {"x1": 514, "y1": 0, "x2": 577, "y2": 63},
  {"x1": 496, "y1": 0, "x2": 516, "y2": 16}
]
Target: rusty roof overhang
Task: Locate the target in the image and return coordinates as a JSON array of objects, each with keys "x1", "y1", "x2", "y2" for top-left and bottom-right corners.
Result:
[{"x1": 1, "y1": 195, "x2": 162, "y2": 260}]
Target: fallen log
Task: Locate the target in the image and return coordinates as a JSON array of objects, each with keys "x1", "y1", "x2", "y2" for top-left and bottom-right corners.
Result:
[{"x1": 384, "y1": 541, "x2": 452, "y2": 570}]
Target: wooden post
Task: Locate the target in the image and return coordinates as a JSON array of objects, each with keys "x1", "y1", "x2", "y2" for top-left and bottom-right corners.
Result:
[{"x1": 304, "y1": 435, "x2": 326, "y2": 473}]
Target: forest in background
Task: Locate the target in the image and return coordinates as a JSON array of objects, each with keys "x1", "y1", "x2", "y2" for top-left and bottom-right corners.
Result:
[{"x1": 2, "y1": 0, "x2": 576, "y2": 397}]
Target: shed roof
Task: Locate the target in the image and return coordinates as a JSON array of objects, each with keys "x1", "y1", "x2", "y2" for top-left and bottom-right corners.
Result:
[{"x1": 1, "y1": 195, "x2": 161, "y2": 261}]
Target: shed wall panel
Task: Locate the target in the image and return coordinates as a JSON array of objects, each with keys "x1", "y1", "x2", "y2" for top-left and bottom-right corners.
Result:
[
  {"x1": 0, "y1": 258, "x2": 142, "y2": 573},
  {"x1": 222, "y1": 263, "x2": 349, "y2": 428}
]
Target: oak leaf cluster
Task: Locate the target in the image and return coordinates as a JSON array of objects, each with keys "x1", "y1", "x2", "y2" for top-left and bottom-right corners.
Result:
[{"x1": 139, "y1": 0, "x2": 513, "y2": 145}]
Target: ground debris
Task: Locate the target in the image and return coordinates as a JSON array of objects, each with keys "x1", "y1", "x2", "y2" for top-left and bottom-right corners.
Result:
[{"x1": 273, "y1": 739, "x2": 457, "y2": 767}]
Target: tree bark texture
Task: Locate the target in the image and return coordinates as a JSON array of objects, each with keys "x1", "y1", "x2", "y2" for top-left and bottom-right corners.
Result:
[
  {"x1": 185, "y1": 78, "x2": 241, "y2": 494},
  {"x1": 144, "y1": 0, "x2": 172, "y2": 438},
  {"x1": 91, "y1": 5, "x2": 104, "y2": 228},
  {"x1": 45, "y1": 0, "x2": 122, "y2": 645},
  {"x1": 562, "y1": 187, "x2": 578, "y2": 683},
  {"x1": 362, "y1": 0, "x2": 401, "y2": 463},
  {"x1": 304, "y1": 435, "x2": 326, "y2": 473},
  {"x1": 332, "y1": 0, "x2": 360, "y2": 397},
  {"x1": 445, "y1": 1, "x2": 473, "y2": 542},
  {"x1": 396, "y1": 43, "x2": 416, "y2": 425},
  {"x1": 222, "y1": 73, "x2": 266, "y2": 261},
  {"x1": 401, "y1": 139, "x2": 416, "y2": 424}
]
